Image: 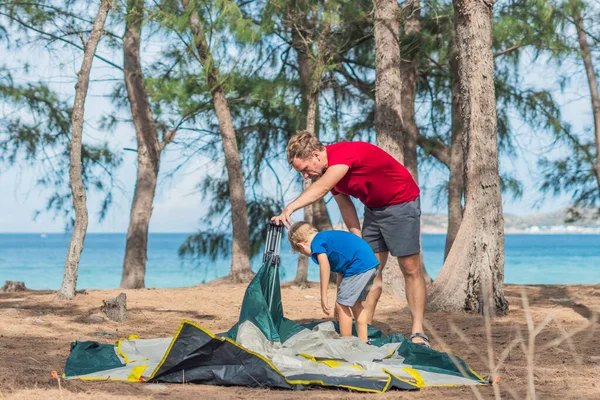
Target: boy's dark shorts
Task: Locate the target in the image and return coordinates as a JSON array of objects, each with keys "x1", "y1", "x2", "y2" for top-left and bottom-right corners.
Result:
[{"x1": 362, "y1": 196, "x2": 421, "y2": 257}]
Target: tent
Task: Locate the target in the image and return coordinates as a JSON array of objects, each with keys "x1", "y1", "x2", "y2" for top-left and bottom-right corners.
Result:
[{"x1": 64, "y1": 225, "x2": 487, "y2": 392}]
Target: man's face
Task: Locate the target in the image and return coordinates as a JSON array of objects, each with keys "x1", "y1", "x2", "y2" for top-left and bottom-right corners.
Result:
[{"x1": 291, "y1": 151, "x2": 327, "y2": 180}]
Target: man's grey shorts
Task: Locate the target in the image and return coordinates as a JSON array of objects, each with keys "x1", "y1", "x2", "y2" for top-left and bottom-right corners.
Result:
[
  {"x1": 362, "y1": 196, "x2": 421, "y2": 257},
  {"x1": 336, "y1": 267, "x2": 378, "y2": 307}
]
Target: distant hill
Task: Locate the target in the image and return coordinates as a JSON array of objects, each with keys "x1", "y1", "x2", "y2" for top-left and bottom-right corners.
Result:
[{"x1": 421, "y1": 207, "x2": 600, "y2": 234}]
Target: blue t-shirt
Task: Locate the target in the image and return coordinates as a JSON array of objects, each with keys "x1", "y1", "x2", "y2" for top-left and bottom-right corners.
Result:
[{"x1": 310, "y1": 230, "x2": 379, "y2": 277}]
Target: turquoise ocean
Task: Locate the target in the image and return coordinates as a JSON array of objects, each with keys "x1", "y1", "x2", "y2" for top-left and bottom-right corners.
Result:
[{"x1": 0, "y1": 233, "x2": 598, "y2": 290}]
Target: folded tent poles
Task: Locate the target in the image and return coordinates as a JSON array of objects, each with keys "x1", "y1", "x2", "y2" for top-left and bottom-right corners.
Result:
[{"x1": 263, "y1": 221, "x2": 284, "y2": 312}]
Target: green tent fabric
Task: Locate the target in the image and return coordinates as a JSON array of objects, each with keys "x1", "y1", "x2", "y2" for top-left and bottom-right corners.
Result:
[
  {"x1": 225, "y1": 254, "x2": 306, "y2": 343},
  {"x1": 63, "y1": 254, "x2": 487, "y2": 391},
  {"x1": 64, "y1": 341, "x2": 124, "y2": 377}
]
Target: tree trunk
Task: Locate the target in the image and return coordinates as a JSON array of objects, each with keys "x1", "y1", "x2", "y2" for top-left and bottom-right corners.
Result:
[
  {"x1": 290, "y1": 16, "x2": 333, "y2": 285},
  {"x1": 374, "y1": 0, "x2": 406, "y2": 294},
  {"x1": 2, "y1": 281, "x2": 26, "y2": 292},
  {"x1": 292, "y1": 25, "x2": 316, "y2": 133},
  {"x1": 428, "y1": 0, "x2": 508, "y2": 316},
  {"x1": 382, "y1": 257, "x2": 407, "y2": 296},
  {"x1": 445, "y1": 35, "x2": 465, "y2": 260},
  {"x1": 183, "y1": 0, "x2": 252, "y2": 282},
  {"x1": 312, "y1": 199, "x2": 332, "y2": 231},
  {"x1": 398, "y1": 0, "x2": 432, "y2": 285},
  {"x1": 374, "y1": 0, "x2": 428, "y2": 293},
  {"x1": 101, "y1": 293, "x2": 128, "y2": 322},
  {"x1": 400, "y1": 0, "x2": 420, "y2": 180},
  {"x1": 571, "y1": 1, "x2": 600, "y2": 192},
  {"x1": 57, "y1": 0, "x2": 111, "y2": 300},
  {"x1": 294, "y1": 179, "x2": 313, "y2": 287},
  {"x1": 295, "y1": 89, "x2": 317, "y2": 285},
  {"x1": 294, "y1": 252, "x2": 310, "y2": 287},
  {"x1": 294, "y1": 34, "x2": 323, "y2": 284},
  {"x1": 374, "y1": 0, "x2": 404, "y2": 161},
  {"x1": 121, "y1": 0, "x2": 169, "y2": 289},
  {"x1": 291, "y1": 25, "x2": 333, "y2": 233}
]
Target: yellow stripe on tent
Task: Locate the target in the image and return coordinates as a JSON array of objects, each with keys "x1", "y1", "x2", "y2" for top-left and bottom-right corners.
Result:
[
  {"x1": 402, "y1": 368, "x2": 426, "y2": 387},
  {"x1": 127, "y1": 365, "x2": 147, "y2": 382},
  {"x1": 298, "y1": 354, "x2": 362, "y2": 370},
  {"x1": 115, "y1": 338, "x2": 148, "y2": 364},
  {"x1": 382, "y1": 368, "x2": 425, "y2": 389}
]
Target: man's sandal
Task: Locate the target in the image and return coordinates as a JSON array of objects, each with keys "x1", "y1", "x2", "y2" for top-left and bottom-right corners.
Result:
[{"x1": 408, "y1": 332, "x2": 431, "y2": 348}]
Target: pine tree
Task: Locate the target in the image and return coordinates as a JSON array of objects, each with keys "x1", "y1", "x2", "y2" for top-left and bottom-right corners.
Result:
[{"x1": 59, "y1": 0, "x2": 112, "y2": 300}]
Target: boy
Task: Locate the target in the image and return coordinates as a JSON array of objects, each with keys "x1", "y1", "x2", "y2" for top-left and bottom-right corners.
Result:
[{"x1": 288, "y1": 221, "x2": 379, "y2": 342}]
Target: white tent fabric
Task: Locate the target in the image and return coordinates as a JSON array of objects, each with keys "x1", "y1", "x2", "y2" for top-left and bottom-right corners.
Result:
[
  {"x1": 235, "y1": 320, "x2": 482, "y2": 387},
  {"x1": 66, "y1": 322, "x2": 483, "y2": 388}
]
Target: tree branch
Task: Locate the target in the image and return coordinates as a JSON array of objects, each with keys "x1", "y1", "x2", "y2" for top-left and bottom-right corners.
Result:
[
  {"x1": 334, "y1": 65, "x2": 375, "y2": 99},
  {"x1": 417, "y1": 133, "x2": 450, "y2": 167},
  {"x1": 494, "y1": 43, "x2": 523, "y2": 58},
  {"x1": 0, "y1": 11, "x2": 123, "y2": 71}
]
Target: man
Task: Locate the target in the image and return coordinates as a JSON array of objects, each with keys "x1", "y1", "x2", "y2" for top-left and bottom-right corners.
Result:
[{"x1": 272, "y1": 131, "x2": 429, "y2": 346}]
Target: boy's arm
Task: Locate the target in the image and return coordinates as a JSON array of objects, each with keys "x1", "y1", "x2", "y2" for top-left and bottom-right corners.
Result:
[
  {"x1": 333, "y1": 194, "x2": 362, "y2": 237},
  {"x1": 317, "y1": 253, "x2": 333, "y2": 316}
]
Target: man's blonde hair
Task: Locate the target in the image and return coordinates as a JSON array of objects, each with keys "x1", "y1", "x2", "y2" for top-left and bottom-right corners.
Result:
[
  {"x1": 286, "y1": 131, "x2": 325, "y2": 165},
  {"x1": 287, "y1": 221, "x2": 318, "y2": 253}
]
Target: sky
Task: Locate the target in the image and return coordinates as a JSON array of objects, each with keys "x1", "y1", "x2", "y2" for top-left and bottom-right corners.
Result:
[{"x1": 0, "y1": 21, "x2": 590, "y2": 233}]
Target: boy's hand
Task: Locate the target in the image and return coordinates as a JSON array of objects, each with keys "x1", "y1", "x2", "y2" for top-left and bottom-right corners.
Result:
[{"x1": 321, "y1": 298, "x2": 333, "y2": 316}]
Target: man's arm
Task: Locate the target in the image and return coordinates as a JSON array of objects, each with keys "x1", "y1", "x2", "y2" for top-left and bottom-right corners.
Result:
[
  {"x1": 334, "y1": 193, "x2": 362, "y2": 237},
  {"x1": 318, "y1": 254, "x2": 333, "y2": 316},
  {"x1": 272, "y1": 164, "x2": 349, "y2": 227}
]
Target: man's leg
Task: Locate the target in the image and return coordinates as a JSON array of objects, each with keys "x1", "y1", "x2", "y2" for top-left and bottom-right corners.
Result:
[
  {"x1": 336, "y1": 302, "x2": 354, "y2": 337},
  {"x1": 398, "y1": 253, "x2": 427, "y2": 343},
  {"x1": 363, "y1": 251, "x2": 388, "y2": 324}
]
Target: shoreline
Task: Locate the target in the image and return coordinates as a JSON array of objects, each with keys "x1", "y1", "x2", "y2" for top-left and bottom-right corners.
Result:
[
  {"x1": 423, "y1": 229, "x2": 600, "y2": 234},
  {"x1": 0, "y1": 230, "x2": 600, "y2": 235},
  {"x1": 7, "y1": 282, "x2": 600, "y2": 293}
]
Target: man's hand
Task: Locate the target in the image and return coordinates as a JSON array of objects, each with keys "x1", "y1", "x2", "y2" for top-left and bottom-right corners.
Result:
[
  {"x1": 271, "y1": 207, "x2": 294, "y2": 228},
  {"x1": 321, "y1": 297, "x2": 333, "y2": 317}
]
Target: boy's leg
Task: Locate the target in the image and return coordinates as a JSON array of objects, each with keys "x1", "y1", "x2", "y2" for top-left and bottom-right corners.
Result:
[
  {"x1": 363, "y1": 251, "x2": 389, "y2": 323},
  {"x1": 351, "y1": 302, "x2": 368, "y2": 342},
  {"x1": 335, "y1": 302, "x2": 353, "y2": 337}
]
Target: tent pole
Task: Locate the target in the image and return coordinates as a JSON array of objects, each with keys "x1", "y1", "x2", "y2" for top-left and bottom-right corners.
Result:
[{"x1": 268, "y1": 224, "x2": 283, "y2": 313}]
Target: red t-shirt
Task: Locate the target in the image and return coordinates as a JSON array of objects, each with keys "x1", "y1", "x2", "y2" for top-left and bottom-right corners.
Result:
[{"x1": 326, "y1": 142, "x2": 420, "y2": 208}]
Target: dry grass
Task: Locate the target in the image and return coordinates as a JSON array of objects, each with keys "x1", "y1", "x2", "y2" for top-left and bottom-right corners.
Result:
[
  {"x1": 1, "y1": 283, "x2": 599, "y2": 399},
  {"x1": 424, "y1": 288, "x2": 598, "y2": 400}
]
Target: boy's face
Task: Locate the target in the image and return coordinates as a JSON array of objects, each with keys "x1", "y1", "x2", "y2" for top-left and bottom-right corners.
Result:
[
  {"x1": 291, "y1": 151, "x2": 327, "y2": 180},
  {"x1": 296, "y1": 241, "x2": 311, "y2": 257}
]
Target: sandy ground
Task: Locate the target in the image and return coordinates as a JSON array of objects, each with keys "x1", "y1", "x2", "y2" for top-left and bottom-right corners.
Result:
[{"x1": 1, "y1": 282, "x2": 599, "y2": 400}]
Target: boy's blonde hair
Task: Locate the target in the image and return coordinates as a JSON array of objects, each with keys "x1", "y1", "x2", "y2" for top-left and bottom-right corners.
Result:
[
  {"x1": 286, "y1": 131, "x2": 325, "y2": 165},
  {"x1": 287, "y1": 221, "x2": 318, "y2": 253}
]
